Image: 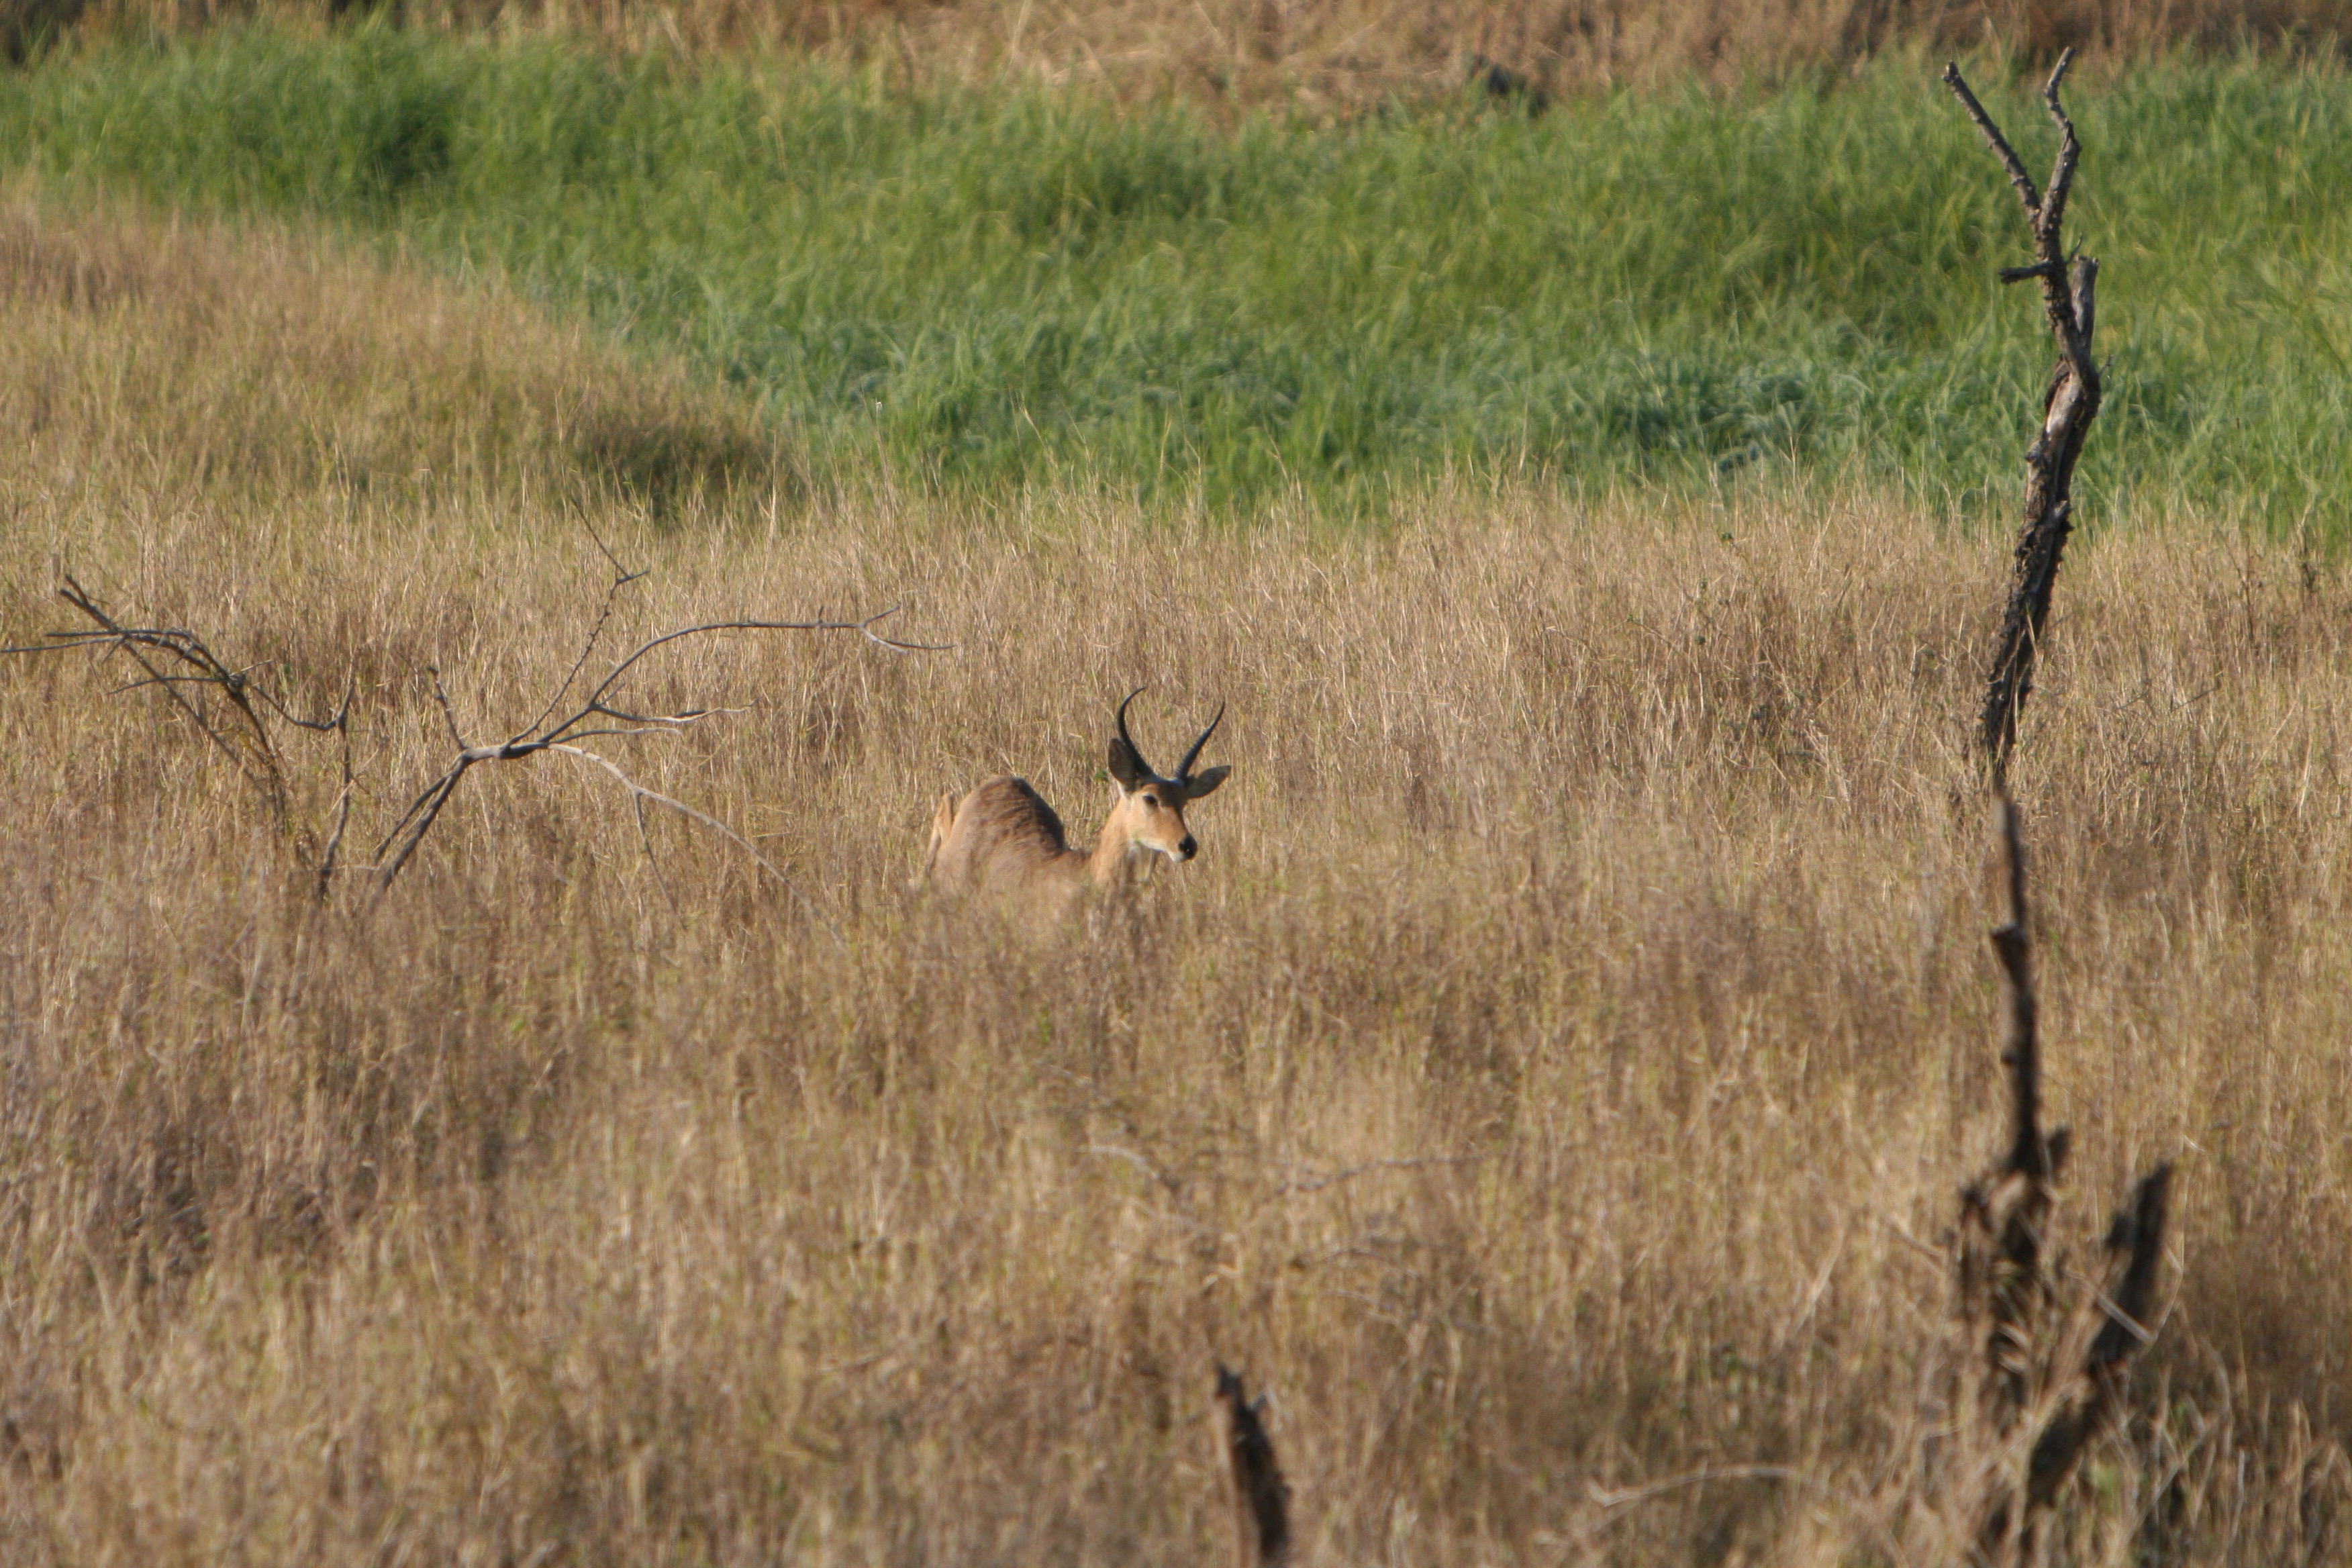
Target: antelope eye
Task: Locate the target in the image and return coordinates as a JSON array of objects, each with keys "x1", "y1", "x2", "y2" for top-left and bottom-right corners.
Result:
[{"x1": 1140, "y1": 794, "x2": 1160, "y2": 809}]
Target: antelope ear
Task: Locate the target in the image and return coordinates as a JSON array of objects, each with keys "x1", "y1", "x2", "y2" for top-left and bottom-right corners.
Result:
[
  {"x1": 1181, "y1": 765, "x2": 1230, "y2": 800},
  {"x1": 1107, "y1": 737, "x2": 1150, "y2": 789}
]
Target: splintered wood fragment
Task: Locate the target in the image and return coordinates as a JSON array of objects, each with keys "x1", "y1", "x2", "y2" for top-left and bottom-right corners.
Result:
[
  {"x1": 1216, "y1": 1365, "x2": 1291, "y2": 1567},
  {"x1": 1943, "y1": 52, "x2": 2104, "y2": 776}
]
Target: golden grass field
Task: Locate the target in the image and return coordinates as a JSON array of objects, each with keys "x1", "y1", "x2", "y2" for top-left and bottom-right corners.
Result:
[
  {"x1": 5, "y1": 195, "x2": 2352, "y2": 1564},
  {"x1": 17, "y1": 0, "x2": 2352, "y2": 101}
]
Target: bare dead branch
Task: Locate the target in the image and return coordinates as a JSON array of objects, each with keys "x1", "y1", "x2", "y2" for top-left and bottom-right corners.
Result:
[
  {"x1": 511, "y1": 558, "x2": 643, "y2": 746},
  {"x1": 362, "y1": 565, "x2": 946, "y2": 907},
  {"x1": 4, "y1": 576, "x2": 356, "y2": 873},
  {"x1": 5, "y1": 560, "x2": 942, "y2": 924},
  {"x1": 2037, "y1": 50, "x2": 2081, "y2": 246},
  {"x1": 578, "y1": 608, "x2": 943, "y2": 719},
  {"x1": 1215, "y1": 1366, "x2": 1291, "y2": 1568},
  {"x1": 2070, "y1": 256, "x2": 2098, "y2": 359},
  {"x1": 370, "y1": 762, "x2": 472, "y2": 895},
  {"x1": 2088, "y1": 1163, "x2": 2171, "y2": 1370},
  {"x1": 2010, "y1": 1163, "x2": 2174, "y2": 1537},
  {"x1": 1990, "y1": 795, "x2": 2059, "y2": 1182},
  {"x1": 1959, "y1": 794, "x2": 2066, "y2": 1442},
  {"x1": 1939, "y1": 62, "x2": 2041, "y2": 216},
  {"x1": 427, "y1": 668, "x2": 471, "y2": 750},
  {"x1": 1944, "y1": 54, "x2": 2104, "y2": 776}
]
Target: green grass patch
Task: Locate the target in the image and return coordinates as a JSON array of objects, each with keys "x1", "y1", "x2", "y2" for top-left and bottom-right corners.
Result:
[{"x1": 5, "y1": 30, "x2": 2349, "y2": 521}]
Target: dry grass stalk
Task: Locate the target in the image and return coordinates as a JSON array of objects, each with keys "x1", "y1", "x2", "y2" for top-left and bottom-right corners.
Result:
[
  {"x1": 1954, "y1": 795, "x2": 2174, "y2": 1564},
  {"x1": 1945, "y1": 52, "x2": 2104, "y2": 776},
  {"x1": 1216, "y1": 1365, "x2": 1291, "y2": 1567}
]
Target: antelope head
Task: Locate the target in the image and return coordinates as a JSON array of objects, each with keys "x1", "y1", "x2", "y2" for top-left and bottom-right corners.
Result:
[{"x1": 1104, "y1": 688, "x2": 1230, "y2": 865}]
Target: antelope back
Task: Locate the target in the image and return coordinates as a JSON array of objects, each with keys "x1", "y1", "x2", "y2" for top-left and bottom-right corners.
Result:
[{"x1": 928, "y1": 777, "x2": 1075, "y2": 891}]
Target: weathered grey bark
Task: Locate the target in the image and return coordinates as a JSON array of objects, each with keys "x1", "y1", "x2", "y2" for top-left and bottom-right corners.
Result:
[{"x1": 1943, "y1": 53, "x2": 2104, "y2": 776}]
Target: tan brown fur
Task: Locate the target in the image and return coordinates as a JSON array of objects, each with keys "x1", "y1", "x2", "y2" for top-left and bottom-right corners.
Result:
[
  {"x1": 924, "y1": 695, "x2": 1228, "y2": 918},
  {"x1": 926, "y1": 776, "x2": 1091, "y2": 894}
]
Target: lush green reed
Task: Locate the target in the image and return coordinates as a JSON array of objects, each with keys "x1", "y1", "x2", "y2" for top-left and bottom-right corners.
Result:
[{"x1": 4, "y1": 30, "x2": 2348, "y2": 518}]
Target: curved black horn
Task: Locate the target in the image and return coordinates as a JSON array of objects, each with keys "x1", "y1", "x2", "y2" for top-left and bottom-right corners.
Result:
[
  {"x1": 1115, "y1": 687, "x2": 1157, "y2": 777},
  {"x1": 1176, "y1": 701, "x2": 1224, "y2": 783}
]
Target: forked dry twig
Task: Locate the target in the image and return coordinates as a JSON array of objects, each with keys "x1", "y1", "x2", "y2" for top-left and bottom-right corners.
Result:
[{"x1": 366, "y1": 558, "x2": 944, "y2": 903}]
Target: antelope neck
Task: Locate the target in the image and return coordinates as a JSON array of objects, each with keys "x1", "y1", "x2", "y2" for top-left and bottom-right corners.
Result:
[{"x1": 1087, "y1": 810, "x2": 1142, "y2": 885}]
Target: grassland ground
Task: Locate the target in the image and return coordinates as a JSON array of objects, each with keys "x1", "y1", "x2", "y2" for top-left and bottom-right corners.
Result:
[
  {"x1": 5, "y1": 34, "x2": 2351, "y2": 520},
  {"x1": 15, "y1": 0, "x2": 2352, "y2": 102},
  {"x1": 3, "y1": 193, "x2": 2351, "y2": 1565}
]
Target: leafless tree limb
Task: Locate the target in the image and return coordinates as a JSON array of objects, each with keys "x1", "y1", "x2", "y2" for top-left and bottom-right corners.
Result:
[
  {"x1": 4, "y1": 576, "x2": 352, "y2": 874},
  {"x1": 5, "y1": 558, "x2": 942, "y2": 926},
  {"x1": 1944, "y1": 51, "x2": 2105, "y2": 777},
  {"x1": 362, "y1": 558, "x2": 944, "y2": 906},
  {"x1": 546, "y1": 742, "x2": 840, "y2": 940}
]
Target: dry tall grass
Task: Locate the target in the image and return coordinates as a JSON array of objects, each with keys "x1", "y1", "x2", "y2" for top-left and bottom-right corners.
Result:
[
  {"x1": 19, "y1": 0, "x2": 2352, "y2": 99},
  {"x1": 5, "y1": 195, "x2": 2351, "y2": 1565}
]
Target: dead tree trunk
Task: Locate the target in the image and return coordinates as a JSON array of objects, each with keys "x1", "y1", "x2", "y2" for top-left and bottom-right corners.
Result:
[
  {"x1": 1943, "y1": 52, "x2": 2104, "y2": 777},
  {"x1": 1955, "y1": 796, "x2": 2173, "y2": 1564}
]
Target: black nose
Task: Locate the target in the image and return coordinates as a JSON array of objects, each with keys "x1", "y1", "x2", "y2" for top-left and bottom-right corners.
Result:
[{"x1": 1177, "y1": 836, "x2": 1198, "y2": 860}]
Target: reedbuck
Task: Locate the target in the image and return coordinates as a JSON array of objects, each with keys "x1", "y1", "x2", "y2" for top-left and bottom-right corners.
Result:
[{"x1": 924, "y1": 690, "x2": 1230, "y2": 915}]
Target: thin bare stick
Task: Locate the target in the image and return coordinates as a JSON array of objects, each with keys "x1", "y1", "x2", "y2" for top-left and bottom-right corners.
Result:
[
  {"x1": 7, "y1": 577, "x2": 355, "y2": 865},
  {"x1": 427, "y1": 669, "x2": 471, "y2": 750},
  {"x1": 2037, "y1": 50, "x2": 2081, "y2": 244},
  {"x1": 370, "y1": 762, "x2": 473, "y2": 895},
  {"x1": 313, "y1": 679, "x2": 360, "y2": 901},
  {"x1": 1960, "y1": 794, "x2": 2067, "y2": 1439},
  {"x1": 1990, "y1": 794, "x2": 2051, "y2": 1179},
  {"x1": 579, "y1": 609, "x2": 944, "y2": 718},
  {"x1": 364, "y1": 589, "x2": 946, "y2": 901},
  {"x1": 6, "y1": 564, "x2": 942, "y2": 925},
  {"x1": 511, "y1": 559, "x2": 645, "y2": 746}
]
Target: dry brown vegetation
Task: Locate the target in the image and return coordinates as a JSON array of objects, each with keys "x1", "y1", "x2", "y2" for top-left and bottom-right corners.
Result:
[
  {"x1": 14, "y1": 0, "x2": 2352, "y2": 99},
  {"x1": 5, "y1": 194, "x2": 2352, "y2": 1565}
]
